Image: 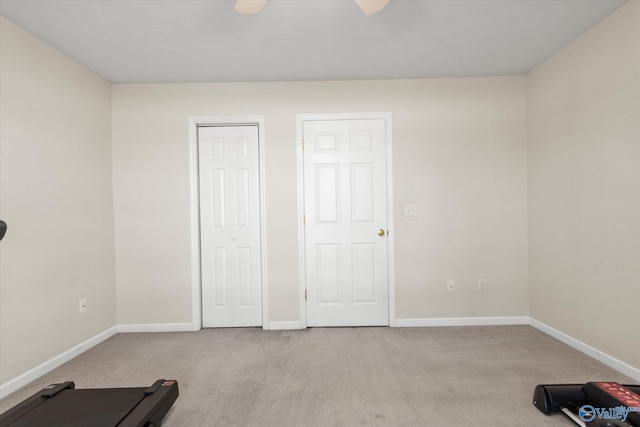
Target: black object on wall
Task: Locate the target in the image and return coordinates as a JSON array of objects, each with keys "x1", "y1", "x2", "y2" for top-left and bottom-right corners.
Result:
[{"x1": 0, "y1": 220, "x2": 6, "y2": 241}]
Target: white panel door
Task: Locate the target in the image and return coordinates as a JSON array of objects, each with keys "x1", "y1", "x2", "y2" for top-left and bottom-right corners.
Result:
[
  {"x1": 198, "y1": 126, "x2": 262, "y2": 327},
  {"x1": 304, "y1": 119, "x2": 389, "y2": 326}
]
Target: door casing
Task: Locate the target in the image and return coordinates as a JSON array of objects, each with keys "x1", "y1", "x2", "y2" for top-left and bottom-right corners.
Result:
[
  {"x1": 189, "y1": 115, "x2": 268, "y2": 330},
  {"x1": 296, "y1": 113, "x2": 396, "y2": 329}
]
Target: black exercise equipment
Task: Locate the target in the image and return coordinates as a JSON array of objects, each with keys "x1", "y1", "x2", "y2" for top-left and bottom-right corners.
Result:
[
  {"x1": 534, "y1": 382, "x2": 640, "y2": 426},
  {"x1": 0, "y1": 379, "x2": 178, "y2": 427}
]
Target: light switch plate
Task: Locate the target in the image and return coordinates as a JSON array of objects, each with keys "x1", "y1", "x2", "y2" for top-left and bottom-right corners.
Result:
[{"x1": 404, "y1": 204, "x2": 417, "y2": 216}]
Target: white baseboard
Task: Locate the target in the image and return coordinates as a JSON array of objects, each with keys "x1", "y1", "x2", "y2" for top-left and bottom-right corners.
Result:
[
  {"x1": 268, "y1": 321, "x2": 303, "y2": 330},
  {"x1": 529, "y1": 317, "x2": 640, "y2": 383},
  {"x1": 2, "y1": 317, "x2": 638, "y2": 400},
  {"x1": 395, "y1": 316, "x2": 530, "y2": 327},
  {"x1": 0, "y1": 326, "x2": 118, "y2": 399},
  {"x1": 117, "y1": 323, "x2": 199, "y2": 333}
]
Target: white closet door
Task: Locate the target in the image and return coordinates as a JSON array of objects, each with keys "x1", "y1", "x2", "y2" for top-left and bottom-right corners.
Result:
[
  {"x1": 304, "y1": 119, "x2": 389, "y2": 327},
  {"x1": 199, "y1": 126, "x2": 262, "y2": 327}
]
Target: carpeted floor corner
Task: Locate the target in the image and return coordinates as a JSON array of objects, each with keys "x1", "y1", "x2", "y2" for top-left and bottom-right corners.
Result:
[{"x1": 0, "y1": 326, "x2": 634, "y2": 426}]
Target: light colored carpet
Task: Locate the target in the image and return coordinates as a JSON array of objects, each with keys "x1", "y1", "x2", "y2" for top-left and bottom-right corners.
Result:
[{"x1": 0, "y1": 326, "x2": 634, "y2": 426}]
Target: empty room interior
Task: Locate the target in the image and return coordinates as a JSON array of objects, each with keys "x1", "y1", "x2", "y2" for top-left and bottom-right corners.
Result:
[{"x1": 0, "y1": 0, "x2": 639, "y2": 425}]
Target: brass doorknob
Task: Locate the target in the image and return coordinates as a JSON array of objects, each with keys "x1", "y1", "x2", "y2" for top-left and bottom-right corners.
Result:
[{"x1": 378, "y1": 229, "x2": 385, "y2": 237}]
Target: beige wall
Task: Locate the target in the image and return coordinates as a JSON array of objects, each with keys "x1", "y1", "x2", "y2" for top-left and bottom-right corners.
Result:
[
  {"x1": 527, "y1": 1, "x2": 640, "y2": 369},
  {"x1": 112, "y1": 77, "x2": 529, "y2": 324},
  {"x1": 0, "y1": 18, "x2": 116, "y2": 384}
]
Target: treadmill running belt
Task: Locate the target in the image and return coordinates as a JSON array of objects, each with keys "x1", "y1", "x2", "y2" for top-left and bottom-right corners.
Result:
[{"x1": 9, "y1": 388, "x2": 146, "y2": 427}]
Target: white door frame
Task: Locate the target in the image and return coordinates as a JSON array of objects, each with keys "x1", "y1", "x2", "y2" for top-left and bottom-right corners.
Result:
[
  {"x1": 189, "y1": 115, "x2": 268, "y2": 330},
  {"x1": 296, "y1": 112, "x2": 396, "y2": 329}
]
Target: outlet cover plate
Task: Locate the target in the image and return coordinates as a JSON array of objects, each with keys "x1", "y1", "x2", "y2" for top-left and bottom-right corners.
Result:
[{"x1": 447, "y1": 280, "x2": 455, "y2": 292}]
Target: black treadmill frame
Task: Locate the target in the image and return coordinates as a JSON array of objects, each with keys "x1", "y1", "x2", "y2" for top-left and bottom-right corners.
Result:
[{"x1": 0, "y1": 379, "x2": 178, "y2": 427}]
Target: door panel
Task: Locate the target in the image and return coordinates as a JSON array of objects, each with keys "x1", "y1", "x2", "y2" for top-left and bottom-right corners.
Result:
[
  {"x1": 199, "y1": 125, "x2": 262, "y2": 327},
  {"x1": 304, "y1": 119, "x2": 389, "y2": 327},
  {"x1": 316, "y1": 165, "x2": 340, "y2": 222},
  {"x1": 352, "y1": 243, "x2": 376, "y2": 303},
  {"x1": 351, "y1": 163, "x2": 374, "y2": 222},
  {"x1": 212, "y1": 248, "x2": 227, "y2": 307}
]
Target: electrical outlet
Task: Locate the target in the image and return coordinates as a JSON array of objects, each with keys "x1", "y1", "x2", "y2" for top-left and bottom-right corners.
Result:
[
  {"x1": 447, "y1": 280, "x2": 455, "y2": 292},
  {"x1": 478, "y1": 279, "x2": 487, "y2": 292},
  {"x1": 79, "y1": 298, "x2": 87, "y2": 314}
]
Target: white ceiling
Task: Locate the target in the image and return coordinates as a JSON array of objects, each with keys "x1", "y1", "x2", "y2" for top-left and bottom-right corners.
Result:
[{"x1": 0, "y1": 0, "x2": 627, "y2": 84}]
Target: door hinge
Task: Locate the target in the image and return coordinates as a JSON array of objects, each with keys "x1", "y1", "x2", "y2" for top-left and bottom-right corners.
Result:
[
  {"x1": 301, "y1": 138, "x2": 304, "y2": 150},
  {"x1": 304, "y1": 289, "x2": 307, "y2": 300},
  {"x1": 304, "y1": 213, "x2": 306, "y2": 225}
]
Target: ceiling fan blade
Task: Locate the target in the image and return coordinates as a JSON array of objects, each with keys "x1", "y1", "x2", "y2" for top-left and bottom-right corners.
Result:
[
  {"x1": 235, "y1": 0, "x2": 268, "y2": 15},
  {"x1": 354, "y1": 0, "x2": 390, "y2": 16}
]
